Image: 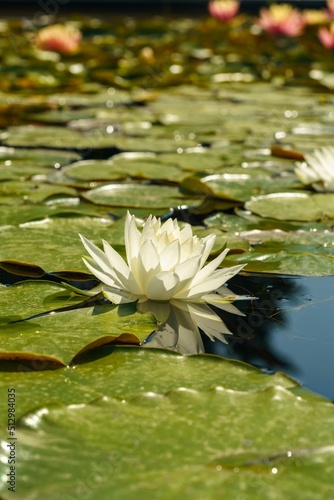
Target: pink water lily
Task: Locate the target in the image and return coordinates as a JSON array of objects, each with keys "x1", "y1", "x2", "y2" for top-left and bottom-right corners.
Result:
[
  {"x1": 327, "y1": 0, "x2": 334, "y2": 19},
  {"x1": 258, "y1": 3, "x2": 305, "y2": 37},
  {"x1": 35, "y1": 24, "x2": 81, "y2": 54},
  {"x1": 80, "y1": 212, "x2": 248, "y2": 326},
  {"x1": 208, "y1": 0, "x2": 240, "y2": 23},
  {"x1": 318, "y1": 22, "x2": 334, "y2": 50}
]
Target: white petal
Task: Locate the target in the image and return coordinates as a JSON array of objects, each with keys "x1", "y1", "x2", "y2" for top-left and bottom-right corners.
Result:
[
  {"x1": 125, "y1": 212, "x2": 141, "y2": 267},
  {"x1": 156, "y1": 230, "x2": 170, "y2": 254},
  {"x1": 203, "y1": 293, "x2": 246, "y2": 316},
  {"x1": 102, "y1": 288, "x2": 137, "y2": 304},
  {"x1": 160, "y1": 239, "x2": 180, "y2": 271},
  {"x1": 178, "y1": 223, "x2": 193, "y2": 244},
  {"x1": 80, "y1": 234, "x2": 112, "y2": 276},
  {"x1": 191, "y1": 248, "x2": 230, "y2": 286},
  {"x1": 174, "y1": 255, "x2": 202, "y2": 283},
  {"x1": 102, "y1": 239, "x2": 131, "y2": 280},
  {"x1": 82, "y1": 257, "x2": 120, "y2": 288},
  {"x1": 135, "y1": 239, "x2": 160, "y2": 287},
  {"x1": 180, "y1": 264, "x2": 246, "y2": 300},
  {"x1": 179, "y1": 236, "x2": 197, "y2": 262},
  {"x1": 161, "y1": 218, "x2": 176, "y2": 237},
  {"x1": 199, "y1": 234, "x2": 217, "y2": 267},
  {"x1": 146, "y1": 272, "x2": 180, "y2": 301},
  {"x1": 80, "y1": 234, "x2": 135, "y2": 292},
  {"x1": 216, "y1": 285, "x2": 254, "y2": 301}
]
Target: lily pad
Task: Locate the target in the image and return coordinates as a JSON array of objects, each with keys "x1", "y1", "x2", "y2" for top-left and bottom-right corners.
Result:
[
  {"x1": 83, "y1": 183, "x2": 200, "y2": 209},
  {"x1": 224, "y1": 230, "x2": 334, "y2": 276},
  {"x1": 182, "y1": 172, "x2": 299, "y2": 203},
  {"x1": 0, "y1": 216, "x2": 116, "y2": 271},
  {"x1": 63, "y1": 157, "x2": 186, "y2": 183},
  {"x1": 0, "y1": 147, "x2": 80, "y2": 180},
  {"x1": 0, "y1": 180, "x2": 78, "y2": 205},
  {"x1": 246, "y1": 193, "x2": 334, "y2": 222},
  {"x1": 0, "y1": 283, "x2": 156, "y2": 364},
  {"x1": 0, "y1": 347, "x2": 333, "y2": 499}
]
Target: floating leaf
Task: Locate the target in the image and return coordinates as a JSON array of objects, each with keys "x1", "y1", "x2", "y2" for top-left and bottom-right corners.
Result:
[
  {"x1": 246, "y1": 193, "x2": 334, "y2": 222},
  {"x1": 0, "y1": 216, "x2": 116, "y2": 271},
  {"x1": 183, "y1": 172, "x2": 298, "y2": 203},
  {"x1": 83, "y1": 183, "x2": 200, "y2": 209},
  {"x1": 0, "y1": 283, "x2": 156, "y2": 364},
  {"x1": 0, "y1": 348, "x2": 333, "y2": 498}
]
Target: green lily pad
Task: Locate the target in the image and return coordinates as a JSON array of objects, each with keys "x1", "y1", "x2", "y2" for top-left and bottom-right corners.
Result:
[
  {"x1": 246, "y1": 193, "x2": 334, "y2": 222},
  {"x1": 0, "y1": 180, "x2": 78, "y2": 205},
  {"x1": 63, "y1": 157, "x2": 186, "y2": 183},
  {"x1": 0, "y1": 216, "x2": 116, "y2": 271},
  {"x1": 224, "y1": 230, "x2": 334, "y2": 276},
  {"x1": 83, "y1": 183, "x2": 200, "y2": 209},
  {"x1": 182, "y1": 172, "x2": 299, "y2": 203},
  {"x1": 0, "y1": 347, "x2": 333, "y2": 499},
  {"x1": 0, "y1": 147, "x2": 80, "y2": 180},
  {"x1": 203, "y1": 210, "x2": 333, "y2": 233},
  {"x1": 2, "y1": 125, "x2": 198, "y2": 153},
  {"x1": 0, "y1": 201, "x2": 117, "y2": 227},
  {"x1": 0, "y1": 281, "x2": 83, "y2": 325},
  {"x1": 0, "y1": 282, "x2": 156, "y2": 364}
]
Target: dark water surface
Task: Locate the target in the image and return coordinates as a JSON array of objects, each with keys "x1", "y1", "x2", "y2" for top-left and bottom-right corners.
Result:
[{"x1": 205, "y1": 274, "x2": 334, "y2": 401}]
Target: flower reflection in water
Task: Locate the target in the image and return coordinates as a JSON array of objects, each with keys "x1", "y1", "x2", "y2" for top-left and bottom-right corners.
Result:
[{"x1": 143, "y1": 295, "x2": 246, "y2": 355}]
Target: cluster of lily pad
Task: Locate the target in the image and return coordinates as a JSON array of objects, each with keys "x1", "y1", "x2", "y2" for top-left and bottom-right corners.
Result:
[
  {"x1": 1, "y1": 9, "x2": 334, "y2": 498},
  {"x1": 0, "y1": 9, "x2": 333, "y2": 360}
]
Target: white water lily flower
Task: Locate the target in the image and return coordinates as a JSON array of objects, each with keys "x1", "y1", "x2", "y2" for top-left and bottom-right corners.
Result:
[
  {"x1": 79, "y1": 212, "x2": 248, "y2": 330},
  {"x1": 295, "y1": 146, "x2": 334, "y2": 192}
]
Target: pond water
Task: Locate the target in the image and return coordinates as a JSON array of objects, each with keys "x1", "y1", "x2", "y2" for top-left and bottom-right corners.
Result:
[{"x1": 204, "y1": 274, "x2": 334, "y2": 401}]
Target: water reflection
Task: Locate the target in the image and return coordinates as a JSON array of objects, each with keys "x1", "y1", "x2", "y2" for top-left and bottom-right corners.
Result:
[
  {"x1": 145, "y1": 274, "x2": 334, "y2": 401},
  {"x1": 143, "y1": 295, "x2": 245, "y2": 355},
  {"x1": 225, "y1": 274, "x2": 334, "y2": 401}
]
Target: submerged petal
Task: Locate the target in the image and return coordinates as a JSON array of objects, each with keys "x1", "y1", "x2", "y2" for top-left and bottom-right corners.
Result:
[
  {"x1": 173, "y1": 300, "x2": 231, "y2": 342},
  {"x1": 137, "y1": 299, "x2": 170, "y2": 323}
]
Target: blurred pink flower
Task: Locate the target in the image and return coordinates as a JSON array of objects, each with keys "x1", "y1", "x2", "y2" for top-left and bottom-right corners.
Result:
[
  {"x1": 258, "y1": 3, "x2": 305, "y2": 37},
  {"x1": 36, "y1": 24, "x2": 81, "y2": 54},
  {"x1": 318, "y1": 22, "x2": 334, "y2": 50},
  {"x1": 208, "y1": 0, "x2": 240, "y2": 23},
  {"x1": 327, "y1": 0, "x2": 334, "y2": 18}
]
